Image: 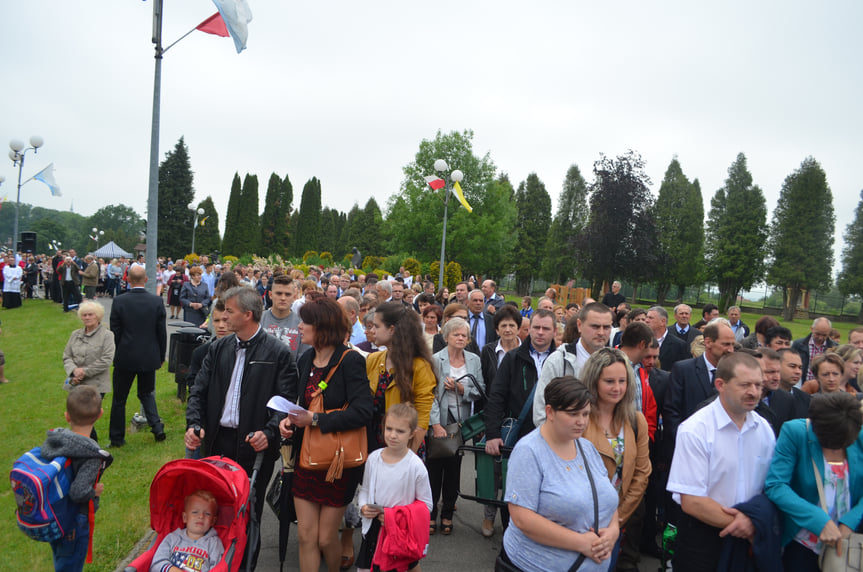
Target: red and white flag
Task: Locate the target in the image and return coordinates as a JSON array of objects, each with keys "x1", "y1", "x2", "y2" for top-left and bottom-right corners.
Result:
[
  {"x1": 196, "y1": 12, "x2": 230, "y2": 37},
  {"x1": 424, "y1": 176, "x2": 445, "y2": 190}
]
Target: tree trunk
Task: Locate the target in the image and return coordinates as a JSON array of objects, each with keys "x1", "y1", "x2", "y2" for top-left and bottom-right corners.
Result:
[
  {"x1": 590, "y1": 279, "x2": 603, "y2": 301},
  {"x1": 857, "y1": 304, "x2": 863, "y2": 324},
  {"x1": 717, "y1": 281, "x2": 736, "y2": 313},
  {"x1": 631, "y1": 282, "x2": 640, "y2": 304},
  {"x1": 675, "y1": 284, "x2": 686, "y2": 303},
  {"x1": 783, "y1": 286, "x2": 798, "y2": 322},
  {"x1": 656, "y1": 283, "x2": 670, "y2": 307}
]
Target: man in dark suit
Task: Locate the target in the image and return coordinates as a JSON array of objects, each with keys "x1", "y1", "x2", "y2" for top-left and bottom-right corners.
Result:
[
  {"x1": 468, "y1": 289, "x2": 499, "y2": 348},
  {"x1": 668, "y1": 304, "x2": 700, "y2": 345},
  {"x1": 753, "y1": 347, "x2": 796, "y2": 436},
  {"x1": 108, "y1": 265, "x2": 167, "y2": 446},
  {"x1": 778, "y1": 347, "x2": 811, "y2": 418},
  {"x1": 790, "y1": 317, "x2": 838, "y2": 382},
  {"x1": 640, "y1": 338, "x2": 672, "y2": 558},
  {"x1": 663, "y1": 321, "x2": 736, "y2": 447},
  {"x1": 646, "y1": 306, "x2": 690, "y2": 372}
]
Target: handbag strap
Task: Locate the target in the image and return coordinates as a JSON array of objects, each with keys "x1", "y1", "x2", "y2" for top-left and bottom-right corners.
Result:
[
  {"x1": 570, "y1": 438, "x2": 598, "y2": 572},
  {"x1": 517, "y1": 382, "x2": 537, "y2": 428},
  {"x1": 310, "y1": 349, "x2": 353, "y2": 401},
  {"x1": 808, "y1": 419, "x2": 830, "y2": 513}
]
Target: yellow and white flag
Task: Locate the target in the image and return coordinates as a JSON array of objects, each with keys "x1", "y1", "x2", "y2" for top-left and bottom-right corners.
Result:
[{"x1": 453, "y1": 181, "x2": 472, "y2": 213}]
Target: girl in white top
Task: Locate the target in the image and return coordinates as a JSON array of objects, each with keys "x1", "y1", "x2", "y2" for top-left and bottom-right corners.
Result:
[{"x1": 357, "y1": 403, "x2": 433, "y2": 572}]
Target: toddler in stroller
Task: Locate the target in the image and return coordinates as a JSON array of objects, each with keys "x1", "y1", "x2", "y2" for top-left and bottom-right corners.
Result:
[
  {"x1": 150, "y1": 489, "x2": 223, "y2": 571},
  {"x1": 125, "y1": 456, "x2": 257, "y2": 572}
]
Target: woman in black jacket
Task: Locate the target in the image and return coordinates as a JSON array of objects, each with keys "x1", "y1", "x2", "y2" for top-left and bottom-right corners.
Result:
[{"x1": 279, "y1": 293, "x2": 373, "y2": 572}]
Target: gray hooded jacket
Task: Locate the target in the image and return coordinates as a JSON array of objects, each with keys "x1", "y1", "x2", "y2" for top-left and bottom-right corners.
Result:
[{"x1": 40, "y1": 428, "x2": 112, "y2": 506}]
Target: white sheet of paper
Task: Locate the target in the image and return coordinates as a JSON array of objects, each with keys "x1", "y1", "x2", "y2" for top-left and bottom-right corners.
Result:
[{"x1": 266, "y1": 396, "x2": 308, "y2": 416}]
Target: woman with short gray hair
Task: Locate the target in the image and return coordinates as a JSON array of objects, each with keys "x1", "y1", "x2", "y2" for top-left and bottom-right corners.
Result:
[{"x1": 63, "y1": 300, "x2": 114, "y2": 440}]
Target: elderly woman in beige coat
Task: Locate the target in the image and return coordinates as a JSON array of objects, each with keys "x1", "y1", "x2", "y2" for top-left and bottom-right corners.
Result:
[{"x1": 63, "y1": 300, "x2": 114, "y2": 440}]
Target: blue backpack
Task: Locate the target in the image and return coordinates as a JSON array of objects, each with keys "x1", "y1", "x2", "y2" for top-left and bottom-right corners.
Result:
[{"x1": 10, "y1": 447, "x2": 76, "y2": 542}]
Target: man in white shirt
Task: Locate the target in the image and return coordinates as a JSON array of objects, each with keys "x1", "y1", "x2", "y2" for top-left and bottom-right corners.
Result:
[{"x1": 666, "y1": 352, "x2": 775, "y2": 570}]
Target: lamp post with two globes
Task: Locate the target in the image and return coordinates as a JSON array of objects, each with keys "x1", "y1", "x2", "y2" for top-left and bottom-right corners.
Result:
[
  {"x1": 189, "y1": 204, "x2": 205, "y2": 255},
  {"x1": 8, "y1": 136, "x2": 44, "y2": 251},
  {"x1": 91, "y1": 228, "x2": 105, "y2": 250},
  {"x1": 433, "y1": 159, "x2": 464, "y2": 291}
]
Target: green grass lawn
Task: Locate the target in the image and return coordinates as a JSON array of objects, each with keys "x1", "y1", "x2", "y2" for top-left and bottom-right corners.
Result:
[{"x1": 0, "y1": 299, "x2": 188, "y2": 571}]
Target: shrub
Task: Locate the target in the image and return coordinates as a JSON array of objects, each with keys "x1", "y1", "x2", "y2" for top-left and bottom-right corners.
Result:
[
  {"x1": 222, "y1": 255, "x2": 239, "y2": 265},
  {"x1": 429, "y1": 261, "x2": 440, "y2": 288},
  {"x1": 303, "y1": 251, "x2": 319, "y2": 264},
  {"x1": 362, "y1": 256, "x2": 383, "y2": 271},
  {"x1": 183, "y1": 253, "x2": 200, "y2": 265},
  {"x1": 445, "y1": 261, "x2": 462, "y2": 292},
  {"x1": 319, "y1": 251, "x2": 334, "y2": 266},
  {"x1": 403, "y1": 257, "x2": 421, "y2": 277}
]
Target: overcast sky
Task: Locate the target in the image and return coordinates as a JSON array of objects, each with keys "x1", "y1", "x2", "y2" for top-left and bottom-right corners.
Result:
[{"x1": 2, "y1": 1, "x2": 860, "y2": 269}]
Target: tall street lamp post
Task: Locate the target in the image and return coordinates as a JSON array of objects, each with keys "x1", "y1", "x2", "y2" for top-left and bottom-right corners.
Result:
[
  {"x1": 8, "y1": 136, "x2": 44, "y2": 249},
  {"x1": 189, "y1": 204, "x2": 205, "y2": 255},
  {"x1": 433, "y1": 159, "x2": 464, "y2": 291}
]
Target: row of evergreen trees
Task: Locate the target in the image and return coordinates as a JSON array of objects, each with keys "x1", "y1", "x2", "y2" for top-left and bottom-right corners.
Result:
[{"x1": 153, "y1": 132, "x2": 860, "y2": 321}]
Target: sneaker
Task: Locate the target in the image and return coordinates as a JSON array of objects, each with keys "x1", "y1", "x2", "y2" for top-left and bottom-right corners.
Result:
[{"x1": 482, "y1": 519, "x2": 494, "y2": 537}]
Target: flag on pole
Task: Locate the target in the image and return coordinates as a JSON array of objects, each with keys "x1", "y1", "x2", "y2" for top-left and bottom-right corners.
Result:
[
  {"x1": 196, "y1": 12, "x2": 230, "y2": 37},
  {"x1": 453, "y1": 181, "x2": 473, "y2": 213},
  {"x1": 424, "y1": 176, "x2": 445, "y2": 191},
  {"x1": 33, "y1": 163, "x2": 62, "y2": 197},
  {"x1": 211, "y1": 0, "x2": 253, "y2": 53}
]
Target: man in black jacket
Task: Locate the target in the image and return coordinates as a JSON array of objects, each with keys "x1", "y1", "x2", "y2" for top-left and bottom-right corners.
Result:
[
  {"x1": 108, "y1": 265, "x2": 167, "y2": 446},
  {"x1": 484, "y1": 309, "x2": 556, "y2": 456},
  {"x1": 185, "y1": 285, "x2": 297, "y2": 570},
  {"x1": 646, "y1": 306, "x2": 690, "y2": 372}
]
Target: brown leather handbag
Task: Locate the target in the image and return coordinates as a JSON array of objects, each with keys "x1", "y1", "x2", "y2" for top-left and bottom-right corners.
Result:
[{"x1": 299, "y1": 351, "x2": 368, "y2": 482}]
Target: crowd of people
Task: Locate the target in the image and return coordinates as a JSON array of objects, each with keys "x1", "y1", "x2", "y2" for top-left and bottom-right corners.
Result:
[{"x1": 18, "y1": 252, "x2": 863, "y2": 571}]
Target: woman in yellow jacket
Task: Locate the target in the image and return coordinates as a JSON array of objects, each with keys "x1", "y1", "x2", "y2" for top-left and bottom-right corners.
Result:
[
  {"x1": 366, "y1": 302, "x2": 437, "y2": 452},
  {"x1": 580, "y1": 347, "x2": 651, "y2": 572}
]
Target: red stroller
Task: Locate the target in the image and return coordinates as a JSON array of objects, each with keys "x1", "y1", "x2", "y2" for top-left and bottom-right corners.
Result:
[{"x1": 125, "y1": 456, "x2": 259, "y2": 572}]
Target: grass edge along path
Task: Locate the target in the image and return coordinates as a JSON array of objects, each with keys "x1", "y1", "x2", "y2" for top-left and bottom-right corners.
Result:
[{"x1": 0, "y1": 299, "x2": 189, "y2": 572}]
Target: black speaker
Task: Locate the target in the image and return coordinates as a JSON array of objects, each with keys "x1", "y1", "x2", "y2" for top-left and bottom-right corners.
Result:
[{"x1": 20, "y1": 231, "x2": 36, "y2": 253}]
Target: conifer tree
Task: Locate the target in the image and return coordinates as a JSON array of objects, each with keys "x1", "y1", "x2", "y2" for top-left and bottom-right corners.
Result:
[
  {"x1": 157, "y1": 137, "x2": 195, "y2": 259},
  {"x1": 260, "y1": 173, "x2": 283, "y2": 255},
  {"x1": 839, "y1": 189, "x2": 863, "y2": 323},
  {"x1": 194, "y1": 196, "x2": 221, "y2": 256},
  {"x1": 705, "y1": 153, "x2": 768, "y2": 312},
  {"x1": 238, "y1": 174, "x2": 260, "y2": 255},
  {"x1": 512, "y1": 173, "x2": 552, "y2": 295},
  {"x1": 294, "y1": 177, "x2": 322, "y2": 256},
  {"x1": 653, "y1": 158, "x2": 704, "y2": 305},
  {"x1": 767, "y1": 157, "x2": 835, "y2": 320},
  {"x1": 541, "y1": 164, "x2": 588, "y2": 283},
  {"x1": 277, "y1": 175, "x2": 293, "y2": 256},
  {"x1": 221, "y1": 173, "x2": 243, "y2": 256}
]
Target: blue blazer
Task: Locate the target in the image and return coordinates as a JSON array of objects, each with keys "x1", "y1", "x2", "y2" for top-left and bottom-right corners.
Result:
[{"x1": 764, "y1": 418, "x2": 863, "y2": 546}]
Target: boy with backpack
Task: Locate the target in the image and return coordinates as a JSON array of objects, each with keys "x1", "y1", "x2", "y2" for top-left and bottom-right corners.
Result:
[{"x1": 15, "y1": 385, "x2": 112, "y2": 571}]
